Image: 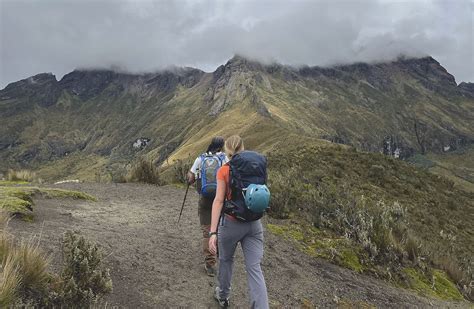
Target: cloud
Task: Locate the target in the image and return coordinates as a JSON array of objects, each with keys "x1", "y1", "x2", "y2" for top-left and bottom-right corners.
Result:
[{"x1": 0, "y1": 0, "x2": 472, "y2": 88}]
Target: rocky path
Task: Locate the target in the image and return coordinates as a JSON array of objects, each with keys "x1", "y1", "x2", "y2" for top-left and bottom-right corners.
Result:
[{"x1": 8, "y1": 183, "x2": 469, "y2": 308}]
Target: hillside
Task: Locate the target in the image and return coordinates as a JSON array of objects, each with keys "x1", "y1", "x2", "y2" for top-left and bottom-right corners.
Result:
[
  {"x1": 267, "y1": 138, "x2": 473, "y2": 300},
  {"x1": 0, "y1": 56, "x2": 473, "y2": 183}
]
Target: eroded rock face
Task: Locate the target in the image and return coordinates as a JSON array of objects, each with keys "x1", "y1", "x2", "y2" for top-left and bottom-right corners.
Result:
[{"x1": 205, "y1": 56, "x2": 271, "y2": 116}]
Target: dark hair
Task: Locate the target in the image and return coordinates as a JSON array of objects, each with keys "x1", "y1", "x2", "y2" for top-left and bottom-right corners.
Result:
[{"x1": 206, "y1": 136, "x2": 225, "y2": 153}]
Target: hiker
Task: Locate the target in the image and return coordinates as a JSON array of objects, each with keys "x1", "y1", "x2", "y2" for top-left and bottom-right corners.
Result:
[
  {"x1": 209, "y1": 135, "x2": 270, "y2": 309},
  {"x1": 187, "y1": 136, "x2": 228, "y2": 277}
]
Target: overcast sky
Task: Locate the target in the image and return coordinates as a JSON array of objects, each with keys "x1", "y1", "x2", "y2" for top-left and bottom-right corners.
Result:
[{"x1": 0, "y1": 0, "x2": 472, "y2": 88}]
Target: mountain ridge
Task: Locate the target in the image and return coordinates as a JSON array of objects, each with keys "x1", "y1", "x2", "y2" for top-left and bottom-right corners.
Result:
[
  {"x1": 0, "y1": 55, "x2": 473, "y2": 181},
  {"x1": 4, "y1": 55, "x2": 472, "y2": 92}
]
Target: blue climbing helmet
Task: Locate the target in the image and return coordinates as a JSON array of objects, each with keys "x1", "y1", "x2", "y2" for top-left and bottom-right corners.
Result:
[{"x1": 244, "y1": 184, "x2": 270, "y2": 213}]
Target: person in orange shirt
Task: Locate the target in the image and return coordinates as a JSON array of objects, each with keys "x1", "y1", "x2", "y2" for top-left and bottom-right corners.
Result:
[{"x1": 209, "y1": 135, "x2": 269, "y2": 309}]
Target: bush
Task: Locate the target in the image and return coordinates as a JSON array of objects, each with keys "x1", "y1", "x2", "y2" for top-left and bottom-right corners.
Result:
[
  {"x1": 45, "y1": 231, "x2": 112, "y2": 308},
  {"x1": 268, "y1": 167, "x2": 300, "y2": 219},
  {"x1": 173, "y1": 158, "x2": 192, "y2": 184},
  {"x1": 128, "y1": 158, "x2": 161, "y2": 184}
]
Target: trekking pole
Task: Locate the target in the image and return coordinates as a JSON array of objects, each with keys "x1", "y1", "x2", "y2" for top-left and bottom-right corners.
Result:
[{"x1": 178, "y1": 183, "x2": 190, "y2": 223}]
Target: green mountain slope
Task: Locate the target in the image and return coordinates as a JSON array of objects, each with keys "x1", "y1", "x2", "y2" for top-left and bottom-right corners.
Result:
[{"x1": 0, "y1": 56, "x2": 473, "y2": 183}]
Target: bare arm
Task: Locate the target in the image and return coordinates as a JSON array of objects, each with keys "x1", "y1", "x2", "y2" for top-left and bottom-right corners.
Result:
[
  {"x1": 209, "y1": 178, "x2": 226, "y2": 255},
  {"x1": 210, "y1": 178, "x2": 226, "y2": 232},
  {"x1": 187, "y1": 171, "x2": 195, "y2": 184}
]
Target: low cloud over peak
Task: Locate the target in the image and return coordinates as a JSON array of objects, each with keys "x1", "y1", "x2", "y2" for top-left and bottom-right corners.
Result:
[{"x1": 1, "y1": 0, "x2": 472, "y2": 88}]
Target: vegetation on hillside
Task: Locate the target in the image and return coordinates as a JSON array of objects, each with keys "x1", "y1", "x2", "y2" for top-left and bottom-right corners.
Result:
[
  {"x1": 0, "y1": 211, "x2": 112, "y2": 307},
  {"x1": 1, "y1": 56, "x2": 472, "y2": 183},
  {"x1": 267, "y1": 141, "x2": 473, "y2": 300}
]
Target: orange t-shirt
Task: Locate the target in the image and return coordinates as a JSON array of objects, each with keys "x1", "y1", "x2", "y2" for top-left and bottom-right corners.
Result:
[{"x1": 216, "y1": 164, "x2": 231, "y2": 200}]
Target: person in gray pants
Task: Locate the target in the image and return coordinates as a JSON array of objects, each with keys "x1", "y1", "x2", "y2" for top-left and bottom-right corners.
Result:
[{"x1": 209, "y1": 135, "x2": 269, "y2": 309}]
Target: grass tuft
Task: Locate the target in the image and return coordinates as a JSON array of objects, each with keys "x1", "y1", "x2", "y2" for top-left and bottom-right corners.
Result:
[
  {"x1": 6, "y1": 169, "x2": 37, "y2": 182},
  {"x1": 40, "y1": 188, "x2": 97, "y2": 201},
  {"x1": 0, "y1": 253, "x2": 21, "y2": 307}
]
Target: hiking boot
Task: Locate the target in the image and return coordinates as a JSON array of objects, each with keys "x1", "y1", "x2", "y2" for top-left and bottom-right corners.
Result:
[
  {"x1": 205, "y1": 264, "x2": 216, "y2": 277},
  {"x1": 214, "y1": 287, "x2": 229, "y2": 308}
]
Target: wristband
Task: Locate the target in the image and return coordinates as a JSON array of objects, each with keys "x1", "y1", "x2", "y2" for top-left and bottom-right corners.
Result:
[{"x1": 208, "y1": 231, "x2": 217, "y2": 237}]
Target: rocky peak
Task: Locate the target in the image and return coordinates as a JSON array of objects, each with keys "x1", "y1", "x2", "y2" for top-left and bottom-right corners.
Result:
[
  {"x1": 28, "y1": 72, "x2": 57, "y2": 84},
  {"x1": 0, "y1": 72, "x2": 61, "y2": 107},
  {"x1": 206, "y1": 55, "x2": 270, "y2": 116},
  {"x1": 2, "y1": 72, "x2": 57, "y2": 92},
  {"x1": 395, "y1": 56, "x2": 458, "y2": 95},
  {"x1": 223, "y1": 55, "x2": 264, "y2": 74}
]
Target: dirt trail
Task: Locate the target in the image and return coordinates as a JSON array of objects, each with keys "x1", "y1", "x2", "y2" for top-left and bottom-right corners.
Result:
[{"x1": 8, "y1": 183, "x2": 469, "y2": 308}]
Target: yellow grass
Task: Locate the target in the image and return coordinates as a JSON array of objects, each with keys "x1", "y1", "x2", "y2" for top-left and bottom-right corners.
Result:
[
  {"x1": 0, "y1": 210, "x2": 50, "y2": 306},
  {"x1": 0, "y1": 253, "x2": 21, "y2": 307},
  {"x1": 6, "y1": 169, "x2": 37, "y2": 182}
]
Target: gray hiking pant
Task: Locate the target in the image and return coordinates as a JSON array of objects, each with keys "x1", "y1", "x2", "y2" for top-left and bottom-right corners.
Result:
[{"x1": 217, "y1": 216, "x2": 269, "y2": 309}]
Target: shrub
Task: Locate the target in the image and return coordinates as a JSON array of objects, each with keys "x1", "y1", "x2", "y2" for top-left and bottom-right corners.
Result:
[
  {"x1": 268, "y1": 166, "x2": 300, "y2": 219},
  {"x1": 173, "y1": 158, "x2": 192, "y2": 184},
  {"x1": 45, "y1": 231, "x2": 112, "y2": 308},
  {"x1": 128, "y1": 158, "x2": 161, "y2": 184}
]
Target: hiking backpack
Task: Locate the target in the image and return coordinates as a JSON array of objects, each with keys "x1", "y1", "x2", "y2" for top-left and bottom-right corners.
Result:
[
  {"x1": 199, "y1": 152, "x2": 226, "y2": 198},
  {"x1": 223, "y1": 151, "x2": 270, "y2": 222}
]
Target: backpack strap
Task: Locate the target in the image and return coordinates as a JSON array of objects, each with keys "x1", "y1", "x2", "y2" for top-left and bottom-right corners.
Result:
[
  {"x1": 224, "y1": 162, "x2": 232, "y2": 201},
  {"x1": 228, "y1": 160, "x2": 248, "y2": 204}
]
